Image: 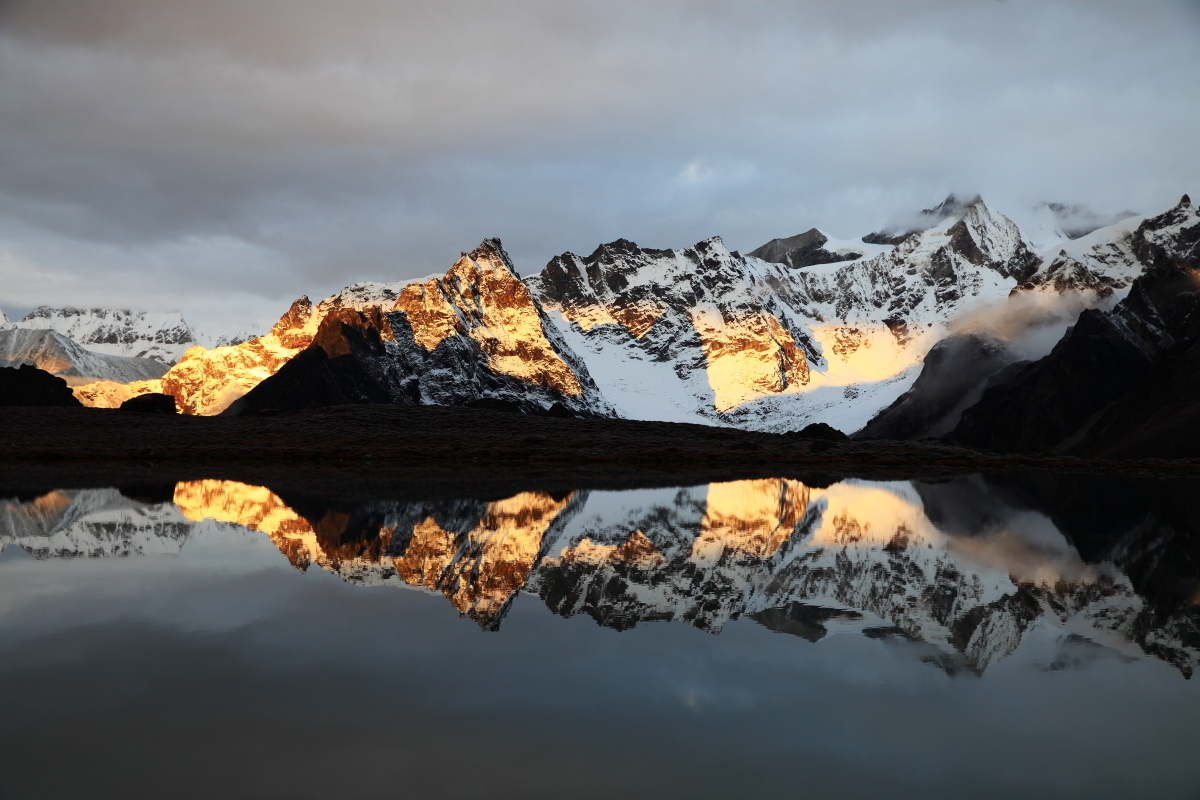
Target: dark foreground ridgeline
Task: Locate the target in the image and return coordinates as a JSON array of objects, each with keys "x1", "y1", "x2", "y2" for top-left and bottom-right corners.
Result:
[{"x1": 3, "y1": 405, "x2": 1197, "y2": 491}]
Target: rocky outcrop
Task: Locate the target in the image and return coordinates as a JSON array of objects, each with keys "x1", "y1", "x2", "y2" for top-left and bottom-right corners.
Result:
[
  {"x1": 0, "y1": 364, "x2": 83, "y2": 407},
  {"x1": 749, "y1": 228, "x2": 861, "y2": 268},
  {"x1": 118, "y1": 393, "x2": 177, "y2": 414}
]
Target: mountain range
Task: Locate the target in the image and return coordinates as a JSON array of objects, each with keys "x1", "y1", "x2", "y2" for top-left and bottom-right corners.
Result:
[{"x1": 5, "y1": 193, "x2": 1198, "y2": 454}]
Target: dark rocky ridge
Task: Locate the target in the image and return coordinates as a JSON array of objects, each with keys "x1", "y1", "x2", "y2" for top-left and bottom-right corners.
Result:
[
  {"x1": 858, "y1": 333, "x2": 1014, "y2": 441},
  {"x1": 947, "y1": 195, "x2": 1200, "y2": 456},
  {"x1": 749, "y1": 228, "x2": 861, "y2": 268},
  {"x1": 0, "y1": 364, "x2": 82, "y2": 407},
  {"x1": 948, "y1": 310, "x2": 1155, "y2": 452}
]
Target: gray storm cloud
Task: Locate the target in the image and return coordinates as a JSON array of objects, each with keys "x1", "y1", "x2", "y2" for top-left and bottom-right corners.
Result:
[{"x1": 0, "y1": 0, "x2": 1198, "y2": 333}]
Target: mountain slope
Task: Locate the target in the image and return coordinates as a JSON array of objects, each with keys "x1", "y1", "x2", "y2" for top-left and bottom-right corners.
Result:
[
  {"x1": 949, "y1": 195, "x2": 1200, "y2": 453},
  {"x1": 9, "y1": 307, "x2": 200, "y2": 364},
  {"x1": 527, "y1": 197, "x2": 1055, "y2": 433},
  {"x1": 91, "y1": 280, "x2": 413, "y2": 415},
  {"x1": 0, "y1": 329, "x2": 169, "y2": 383}
]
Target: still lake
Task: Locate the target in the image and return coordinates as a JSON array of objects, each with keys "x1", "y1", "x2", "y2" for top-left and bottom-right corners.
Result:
[{"x1": 1, "y1": 473, "x2": 1198, "y2": 799}]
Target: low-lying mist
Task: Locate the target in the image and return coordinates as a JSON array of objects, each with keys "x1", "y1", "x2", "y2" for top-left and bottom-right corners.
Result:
[{"x1": 947, "y1": 287, "x2": 1116, "y2": 363}]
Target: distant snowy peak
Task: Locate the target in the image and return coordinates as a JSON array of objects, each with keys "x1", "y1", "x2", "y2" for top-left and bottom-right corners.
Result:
[
  {"x1": 0, "y1": 309, "x2": 10, "y2": 329},
  {"x1": 1046, "y1": 202, "x2": 1139, "y2": 240},
  {"x1": 0, "y1": 328, "x2": 169, "y2": 383},
  {"x1": 12, "y1": 307, "x2": 198, "y2": 364},
  {"x1": 1017, "y1": 196, "x2": 1194, "y2": 297},
  {"x1": 861, "y1": 193, "x2": 973, "y2": 245}
]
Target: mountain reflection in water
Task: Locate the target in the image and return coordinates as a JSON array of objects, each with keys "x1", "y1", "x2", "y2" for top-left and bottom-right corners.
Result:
[{"x1": 4, "y1": 474, "x2": 1198, "y2": 678}]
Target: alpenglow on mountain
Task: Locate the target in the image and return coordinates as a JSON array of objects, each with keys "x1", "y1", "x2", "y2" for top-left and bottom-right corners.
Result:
[{"x1": 42, "y1": 193, "x2": 1199, "y2": 436}]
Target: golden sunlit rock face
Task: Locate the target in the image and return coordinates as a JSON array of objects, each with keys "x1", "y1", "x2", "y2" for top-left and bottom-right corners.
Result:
[
  {"x1": 694, "y1": 479, "x2": 810, "y2": 561},
  {"x1": 690, "y1": 311, "x2": 810, "y2": 412},
  {"x1": 390, "y1": 492, "x2": 573, "y2": 627},
  {"x1": 72, "y1": 241, "x2": 601, "y2": 414},
  {"x1": 396, "y1": 242, "x2": 586, "y2": 397},
  {"x1": 173, "y1": 480, "x2": 316, "y2": 565},
  {"x1": 174, "y1": 479, "x2": 572, "y2": 628},
  {"x1": 71, "y1": 378, "x2": 163, "y2": 408},
  {"x1": 73, "y1": 298, "x2": 321, "y2": 414}
]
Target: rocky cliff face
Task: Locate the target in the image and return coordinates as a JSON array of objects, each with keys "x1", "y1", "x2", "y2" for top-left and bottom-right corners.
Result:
[{"x1": 392, "y1": 239, "x2": 611, "y2": 414}]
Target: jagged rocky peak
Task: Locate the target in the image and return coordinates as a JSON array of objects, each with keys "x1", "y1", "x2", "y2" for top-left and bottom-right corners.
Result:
[
  {"x1": 749, "y1": 228, "x2": 862, "y2": 269},
  {"x1": 943, "y1": 196, "x2": 1042, "y2": 280},
  {"x1": 269, "y1": 295, "x2": 315, "y2": 348},
  {"x1": 528, "y1": 235, "x2": 819, "y2": 420},
  {"x1": 1132, "y1": 193, "x2": 1200, "y2": 272},
  {"x1": 395, "y1": 237, "x2": 607, "y2": 407},
  {"x1": 226, "y1": 239, "x2": 615, "y2": 417},
  {"x1": 862, "y1": 193, "x2": 973, "y2": 245}
]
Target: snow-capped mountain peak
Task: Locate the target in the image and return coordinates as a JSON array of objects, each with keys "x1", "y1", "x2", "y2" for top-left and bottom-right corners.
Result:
[{"x1": 10, "y1": 306, "x2": 199, "y2": 364}]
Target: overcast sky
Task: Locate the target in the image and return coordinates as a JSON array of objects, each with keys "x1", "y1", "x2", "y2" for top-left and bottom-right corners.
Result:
[{"x1": 1, "y1": 0, "x2": 1198, "y2": 335}]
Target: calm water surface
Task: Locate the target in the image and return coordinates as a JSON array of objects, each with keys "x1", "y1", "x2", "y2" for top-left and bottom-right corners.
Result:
[{"x1": 1, "y1": 473, "x2": 1198, "y2": 799}]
